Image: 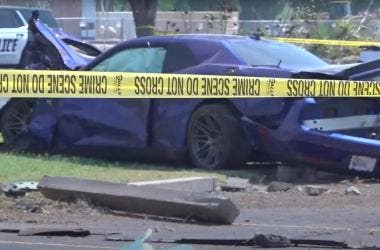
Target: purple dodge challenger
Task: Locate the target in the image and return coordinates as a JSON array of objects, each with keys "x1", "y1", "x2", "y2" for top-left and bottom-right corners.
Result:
[{"x1": 1, "y1": 16, "x2": 380, "y2": 177}]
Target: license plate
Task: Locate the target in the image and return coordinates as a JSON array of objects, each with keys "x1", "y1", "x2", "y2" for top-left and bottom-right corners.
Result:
[{"x1": 349, "y1": 155, "x2": 377, "y2": 172}]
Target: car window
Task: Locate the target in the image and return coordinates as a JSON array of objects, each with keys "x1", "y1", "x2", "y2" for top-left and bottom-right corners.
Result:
[
  {"x1": 163, "y1": 44, "x2": 197, "y2": 73},
  {"x1": 92, "y1": 47, "x2": 167, "y2": 73},
  {"x1": 229, "y1": 39, "x2": 328, "y2": 68},
  {"x1": 0, "y1": 10, "x2": 23, "y2": 28}
]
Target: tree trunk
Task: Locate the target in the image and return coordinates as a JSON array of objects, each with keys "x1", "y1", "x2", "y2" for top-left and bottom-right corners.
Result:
[{"x1": 128, "y1": 0, "x2": 158, "y2": 37}]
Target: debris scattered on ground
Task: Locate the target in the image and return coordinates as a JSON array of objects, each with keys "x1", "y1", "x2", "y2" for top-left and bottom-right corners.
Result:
[
  {"x1": 38, "y1": 176, "x2": 239, "y2": 224},
  {"x1": 267, "y1": 181, "x2": 293, "y2": 192},
  {"x1": 221, "y1": 177, "x2": 251, "y2": 192},
  {"x1": 1, "y1": 181, "x2": 38, "y2": 198},
  {"x1": 12, "y1": 199, "x2": 41, "y2": 213},
  {"x1": 130, "y1": 177, "x2": 217, "y2": 193},
  {"x1": 120, "y1": 229, "x2": 194, "y2": 250},
  {"x1": 304, "y1": 185, "x2": 329, "y2": 196},
  {"x1": 0, "y1": 225, "x2": 90, "y2": 237},
  {"x1": 112, "y1": 232, "x2": 350, "y2": 249},
  {"x1": 345, "y1": 186, "x2": 361, "y2": 195},
  {"x1": 249, "y1": 185, "x2": 268, "y2": 193},
  {"x1": 340, "y1": 180, "x2": 351, "y2": 184},
  {"x1": 18, "y1": 227, "x2": 90, "y2": 237}
]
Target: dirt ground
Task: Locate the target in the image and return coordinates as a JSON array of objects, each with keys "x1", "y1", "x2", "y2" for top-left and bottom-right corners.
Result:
[{"x1": 1, "y1": 170, "x2": 380, "y2": 249}]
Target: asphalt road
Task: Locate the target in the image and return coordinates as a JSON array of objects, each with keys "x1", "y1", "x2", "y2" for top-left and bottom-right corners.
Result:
[
  {"x1": 0, "y1": 205, "x2": 379, "y2": 250},
  {"x1": 1, "y1": 180, "x2": 380, "y2": 249}
]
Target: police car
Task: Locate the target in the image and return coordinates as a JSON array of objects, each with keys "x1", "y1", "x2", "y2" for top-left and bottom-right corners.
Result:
[{"x1": 0, "y1": 6, "x2": 60, "y2": 68}]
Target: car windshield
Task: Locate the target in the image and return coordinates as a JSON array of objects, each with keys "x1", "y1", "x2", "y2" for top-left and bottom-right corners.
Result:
[
  {"x1": 229, "y1": 39, "x2": 329, "y2": 68},
  {"x1": 19, "y1": 9, "x2": 59, "y2": 29}
]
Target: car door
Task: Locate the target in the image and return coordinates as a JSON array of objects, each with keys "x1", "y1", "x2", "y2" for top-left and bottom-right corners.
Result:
[
  {"x1": 55, "y1": 46, "x2": 167, "y2": 153},
  {"x1": 0, "y1": 9, "x2": 28, "y2": 67}
]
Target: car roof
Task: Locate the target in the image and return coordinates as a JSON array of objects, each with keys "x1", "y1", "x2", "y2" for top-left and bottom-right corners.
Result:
[
  {"x1": 128, "y1": 34, "x2": 256, "y2": 44},
  {"x1": 123, "y1": 34, "x2": 291, "y2": 50}
]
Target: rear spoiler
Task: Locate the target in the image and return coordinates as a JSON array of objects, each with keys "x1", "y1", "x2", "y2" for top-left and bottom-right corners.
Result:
[
  {"x1": 335, "y1": 58, "x2": 380, "y2": 80},
  {"x1": 360, "y1": 46, "x2": 380, "y2": 63}
]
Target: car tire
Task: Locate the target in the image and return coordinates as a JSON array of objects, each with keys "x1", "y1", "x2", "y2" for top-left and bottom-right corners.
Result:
[
  {"x1": 0, "y1": 99, "x2": 35, "y2": 146},
  {"x1": 187, "y1": 104, "x2": 250, "y2": 170}
]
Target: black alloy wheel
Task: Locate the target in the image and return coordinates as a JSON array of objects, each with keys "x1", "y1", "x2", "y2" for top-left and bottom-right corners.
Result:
[
  {"x1": 187, "y1": 104, "x2": 250, "y2": 170},
  {"x1": 1, "y1": 99, "x2": 35, "y2": 146}
]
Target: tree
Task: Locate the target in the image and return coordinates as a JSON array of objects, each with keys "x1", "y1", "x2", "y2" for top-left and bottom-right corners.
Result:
[{"x1": 129, "y1": 0, "x2": 158, "y2": 37}]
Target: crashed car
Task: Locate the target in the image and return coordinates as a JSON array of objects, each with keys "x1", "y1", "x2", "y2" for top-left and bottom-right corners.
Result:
[{"x1": 1, "y1": 16, "x2": 380, "y2": 177}]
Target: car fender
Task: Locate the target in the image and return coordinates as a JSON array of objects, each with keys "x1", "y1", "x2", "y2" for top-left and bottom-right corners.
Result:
[
  {"x1": 150, "y1": 98, "x2": 251, "y2": 155},
  {"x1": 0, "y1": 98, "x2": 11, "y2": 111},
  {"x1": 0, "y1": 98, "x2": 12, "y2": 128}
]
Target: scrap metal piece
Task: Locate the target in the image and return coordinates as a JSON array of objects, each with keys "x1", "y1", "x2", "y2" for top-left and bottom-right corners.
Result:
[
  {"x1": 175, "y1": 234, "x2": 291, "y2": 247},
  {"x1": 290, "y1": 239, "x2": 350, "y2": 248},
  {"x1": 106, "y1": 233, "x2": 353, "y2": 249},
  {"x1": 303, "y1": 114, "x2": 380, "y2": 132},
  {"x1": 1, "y1": 181, "x2": 39, "y2": 197},
  {"x1": 38, "y1": 176, "x2": 239, "y2": 224},
  {"x1": 18, "y1": 227, "x2": 90, "y2": 237}
]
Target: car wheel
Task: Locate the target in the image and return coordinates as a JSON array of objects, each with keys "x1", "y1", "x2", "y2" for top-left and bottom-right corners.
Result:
[
  {"x1": 187, "y1": 104, "x2": 250, "y2": 170},
  {"x1": 1, "y1": 99, "x2": 35, "y2": 146}
]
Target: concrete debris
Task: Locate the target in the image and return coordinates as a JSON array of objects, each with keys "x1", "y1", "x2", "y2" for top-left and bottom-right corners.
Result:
[
  {"x1": 345, "y1": 186, "x2": 361, "y2": 195},
  {"x1": 267, "y1": 181, "x2": 293, "y2": 192},
  {"x1": 38, "y1": 176, "x2": 239, "y2": 224},
  {"x1": 304, "y1": 185, "x2": 328, "y2": 196},
  {"x1": 249, "y1": 185, "x2": 268, "y2": 193},
  {"x1": 221, "y1": 177, "x2": 250, "y2": 192},
  {"x1": 1, "y1": 181, "x2": 38, "y2": 197},
  {"x1": 129, "y1": 177, "x2": 217, "y2": 193},
  {"x1": 12, "y1": 199, "x2": 41, "y2": 213},
  {"x1": 296, "y1": 186, "x2": 304, "y2": 193}
]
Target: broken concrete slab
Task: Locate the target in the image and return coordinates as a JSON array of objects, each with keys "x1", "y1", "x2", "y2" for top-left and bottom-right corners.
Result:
[
  {"x1": 221, "y1": 177, "x2": 250, "y2": 192},
  {"x1": 304, "y1": 185, "x2": 328, "y2": 196},
  {"x1": 267, "y1": 181, "x2": 293, "y2": 192},
  {"x1": 38, "y1": 176, "x2": 239, "y2": 224},
  {"x1": 129, "y1": 177, "x2": 217, "y2": 193}
]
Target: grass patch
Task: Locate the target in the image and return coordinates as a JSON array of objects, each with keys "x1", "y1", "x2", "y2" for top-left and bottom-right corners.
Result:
[{"x1": 0, "y1": 151, "x2": 260, "y2": 184}]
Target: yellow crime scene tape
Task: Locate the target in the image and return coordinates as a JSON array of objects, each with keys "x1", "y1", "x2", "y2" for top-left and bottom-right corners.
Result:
[
  {"x1": 271, "y1": 37, "x2": 380, "y2": 47},
  {"x1": 1, "y1": 69, "x2": 380, "y2": 98}
]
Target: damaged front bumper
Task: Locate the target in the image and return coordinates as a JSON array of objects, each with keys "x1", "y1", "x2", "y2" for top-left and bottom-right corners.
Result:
[{"x1": 243, "y1": 98, "x2": 380, "y2": 176}]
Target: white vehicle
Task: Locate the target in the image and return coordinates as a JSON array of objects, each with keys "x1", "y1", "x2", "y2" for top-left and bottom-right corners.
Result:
[{"x1": 0, "y1": 6, "x2": 60, "y2": 68}]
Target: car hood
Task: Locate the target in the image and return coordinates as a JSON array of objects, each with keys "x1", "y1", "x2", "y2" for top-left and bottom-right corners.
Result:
[{"x1": 30, "y1": 16, "x2": 101, "y2": 70}]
